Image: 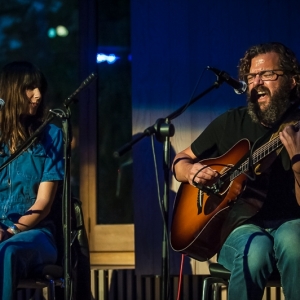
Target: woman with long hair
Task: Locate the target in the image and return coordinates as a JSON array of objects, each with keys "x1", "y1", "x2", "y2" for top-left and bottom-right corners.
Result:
[{"x1": 0, "y1": 61, "x2": 64, "y2": 299}]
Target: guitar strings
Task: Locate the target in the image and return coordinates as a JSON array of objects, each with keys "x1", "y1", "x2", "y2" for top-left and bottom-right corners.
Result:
[
  {"x1": 193, "y1": 122, "x2": 298, "y2": 193},
  {"x1": 192, "y1": 163, "x2": 232, "y2": 192}
]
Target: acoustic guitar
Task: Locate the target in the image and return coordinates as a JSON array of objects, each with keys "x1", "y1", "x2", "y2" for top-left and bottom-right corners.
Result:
[{"x1": 170, "y1": 134, "x2": 285, "y2": 261}]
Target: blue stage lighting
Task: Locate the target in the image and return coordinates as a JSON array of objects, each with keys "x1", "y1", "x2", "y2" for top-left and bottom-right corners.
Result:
[
  {"x1": 96, "y1": 53, "x2": 120, "y2": 64},
  {"x1": 48, "y1": 28, "x2": 56, "y2": 38}
]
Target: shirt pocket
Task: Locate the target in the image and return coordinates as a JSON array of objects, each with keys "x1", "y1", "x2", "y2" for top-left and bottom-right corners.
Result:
[{"x1": 16, "y1": 145, "x2": 47, "y2": 181}]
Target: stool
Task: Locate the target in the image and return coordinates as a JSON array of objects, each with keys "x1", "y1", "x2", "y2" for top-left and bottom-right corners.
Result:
[
  {"x1": 202, "y1": 263, "x2": 281, "y2": 300},
  {"x1": 17, "y1": 264, "x2": 64, "y2": 300}
]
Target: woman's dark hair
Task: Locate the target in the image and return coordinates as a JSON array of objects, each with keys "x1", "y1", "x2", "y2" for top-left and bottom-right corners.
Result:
[{"x1": 0, "y1": 61, "x2": 48, "y2": 152}]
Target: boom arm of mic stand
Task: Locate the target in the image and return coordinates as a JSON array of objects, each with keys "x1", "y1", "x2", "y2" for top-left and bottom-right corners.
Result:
[
  {"x1": 113, "y1": 132, "x2": 147, "y2": 157},
  {"x1": 114, "y1": 80, "x2": 221, "y2": 158},
  {"x1": 114, "y1": 118, "x2": 176, "y2": 157},
  {"x1": 0, "y1": 113, "x2": 55, "y2": 172},
  {"x1": 167, "y1": 80, "x2": 221, "y2": 121}
]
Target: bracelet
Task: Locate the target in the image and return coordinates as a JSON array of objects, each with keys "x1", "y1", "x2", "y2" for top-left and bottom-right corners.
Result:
[
  {"x1": 8, "y1": 225, "x2": 21, "y2": 235},
  {"x1": 291, "y1": 154, "x2": 300, "y2": 167}
]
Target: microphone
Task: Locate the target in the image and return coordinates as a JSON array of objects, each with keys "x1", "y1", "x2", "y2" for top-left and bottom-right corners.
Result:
[
  {"x1": 64, "y1": 73, "x2": 97, "y2": 107},
  {"x1": 0, "y1": 99, "x2": 5, "y2": 110},
  {"x1": 207, "y1": 66, "x2": 247, "y2": 94},
  {"x1": 78, "y1": 73, "x2": 97, "y2": 90}
]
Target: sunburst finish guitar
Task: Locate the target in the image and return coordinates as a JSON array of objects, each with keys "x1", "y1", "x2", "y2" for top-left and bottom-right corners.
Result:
[{"x1": 170, "y1": 133, "x2": 286, "y2": 261}]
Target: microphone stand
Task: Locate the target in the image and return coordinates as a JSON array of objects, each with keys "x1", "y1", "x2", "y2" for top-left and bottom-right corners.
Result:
[
  {"x1": 0, "y1": 73, "x2": 97, "y2": 300},
  {"x1": 59, "y1": 73, "x2": 97, "y2": 300},
  {"x1": 114, "y1": 74, "x2": 225, "y2": 300}
]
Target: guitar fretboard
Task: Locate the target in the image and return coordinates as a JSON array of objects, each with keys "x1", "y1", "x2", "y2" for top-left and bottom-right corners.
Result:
[{"x1": 229, "y1": 121, "x2": 299, "y2": 181}]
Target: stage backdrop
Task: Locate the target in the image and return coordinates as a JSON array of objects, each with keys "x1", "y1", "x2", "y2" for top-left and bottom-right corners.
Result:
[{"x1": 131, "y1": 0, "x2": 300, "y2": 275}]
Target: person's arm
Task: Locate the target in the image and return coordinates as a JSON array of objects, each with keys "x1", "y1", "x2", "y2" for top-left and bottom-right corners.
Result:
[
  {"x1": 0, "y1": 181, "x2": 59, "y2": 241},
  {"x1": 172, "y1": 146, "x2": 218, "y2": 187},
  {"x1": 279, "y1": 125, "x2": 300, "y2": 205},
  {"x1": 173, "y1": 110, "x2": 230, "y2": 187},
  {"x1": 12, "y1": 181, "x2": 58, "y2": 231}
]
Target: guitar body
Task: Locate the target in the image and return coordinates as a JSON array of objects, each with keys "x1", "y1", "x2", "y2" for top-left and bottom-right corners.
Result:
[{"x1": 170, "y1": 139, "x2": 253, "y2": 261}]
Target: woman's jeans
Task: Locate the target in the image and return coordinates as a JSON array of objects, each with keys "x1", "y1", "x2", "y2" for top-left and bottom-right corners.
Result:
[
  {"x1": 218, "y1": 219, "x2": 300, "y2": 300},
  {"x1": 0, "y1": 228, "x2": 57, "y2": 300}
]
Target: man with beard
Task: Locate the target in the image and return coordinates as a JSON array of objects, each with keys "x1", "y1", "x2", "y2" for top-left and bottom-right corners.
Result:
[{"x1": 172, "y1": 42, "x2": 300, "y2": 300}]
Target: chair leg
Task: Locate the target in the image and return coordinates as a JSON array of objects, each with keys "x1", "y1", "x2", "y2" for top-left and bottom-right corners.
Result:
[
  {"x1": 212, "y1": 283, "x2": 225, "y2": 300},
  {"x1": 202, "y1": 277, "x2": 228, "y2": 300},
  {"x1": 47, "y1": 279, "x2": 55, "y2": 300}
]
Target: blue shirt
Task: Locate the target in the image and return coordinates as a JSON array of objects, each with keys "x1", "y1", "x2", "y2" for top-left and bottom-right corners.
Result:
[{"x1": 0, "y1": 123, "x2": 64, "y2": 228}]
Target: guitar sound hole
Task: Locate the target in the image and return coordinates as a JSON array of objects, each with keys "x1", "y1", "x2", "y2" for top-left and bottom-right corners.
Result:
[{"x1": 204, "y1": 193, "x2": 223, "y2": 215}]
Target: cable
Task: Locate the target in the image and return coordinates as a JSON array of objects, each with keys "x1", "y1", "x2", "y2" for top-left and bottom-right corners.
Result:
[
  {"x1": 171, "y1": 68, "x2": 207, "y2": 120},
  {"x1": 176, "y1": 254, "x2": 186, "y2": 300}
]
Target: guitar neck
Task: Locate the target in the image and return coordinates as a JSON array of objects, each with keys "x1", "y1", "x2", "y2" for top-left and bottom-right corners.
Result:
[
  {"x1": 253, "y1": 135, "x2": 282, "y2": 164},
  {"x1": 227, "y1": 119, "x2": 300, "y2": 181},
  {"x1": 230, "y1": 134, "x2": 283, "y2": 180}
]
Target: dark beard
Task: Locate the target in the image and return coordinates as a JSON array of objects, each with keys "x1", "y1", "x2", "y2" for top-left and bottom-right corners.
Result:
[{"x1": 247, "y1": 79, "x2": 292, "y2": 127}]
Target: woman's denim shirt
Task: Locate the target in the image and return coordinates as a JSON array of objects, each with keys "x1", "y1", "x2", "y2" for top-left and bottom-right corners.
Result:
[{"x1": 0, "y1": 124, "x2": 64, "y2": 228}]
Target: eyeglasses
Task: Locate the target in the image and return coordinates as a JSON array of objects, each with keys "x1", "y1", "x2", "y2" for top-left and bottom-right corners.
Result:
[{"x1": 244, "y1": 69, "x2": 285, "y2": 84}]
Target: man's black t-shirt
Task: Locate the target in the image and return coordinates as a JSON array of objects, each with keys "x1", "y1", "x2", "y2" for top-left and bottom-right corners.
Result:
[{"x1": 191, "y1": 106, "x2": 300, "y2": 225}]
